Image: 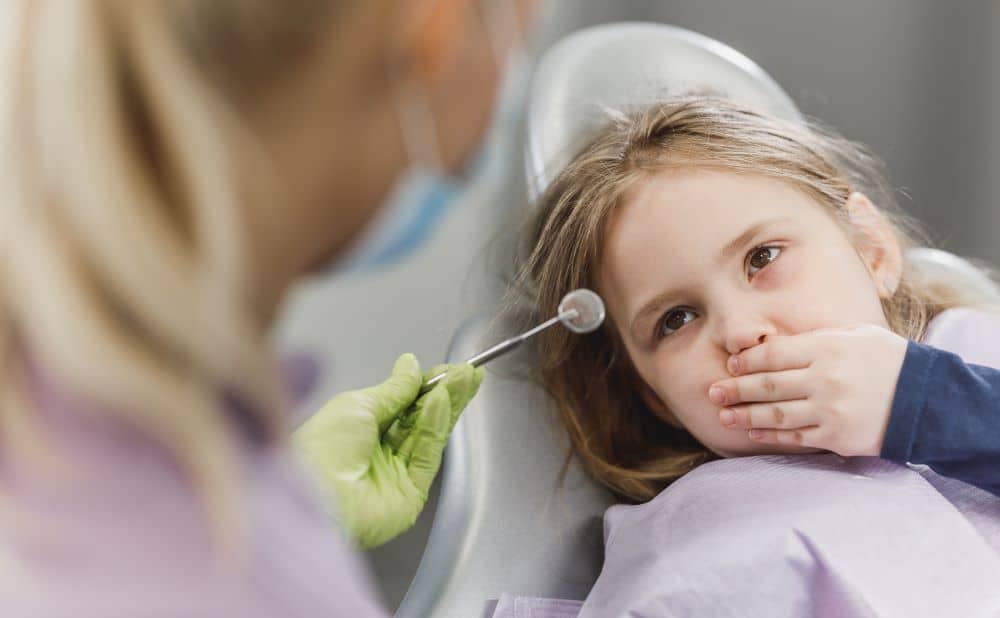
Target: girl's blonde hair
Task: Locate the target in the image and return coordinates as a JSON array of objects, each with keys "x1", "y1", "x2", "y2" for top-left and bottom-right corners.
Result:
[
  {"x1": 517, "y1": 96, "x2": 1000, "y2": 503},
  {"x1": 0, "y1": 1, "x2": 336, "y2": 541}
]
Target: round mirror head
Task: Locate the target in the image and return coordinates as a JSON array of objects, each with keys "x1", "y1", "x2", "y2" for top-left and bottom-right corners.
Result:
[{"x1": 558, "y1": 288, "x2": 606, "y2": 334}]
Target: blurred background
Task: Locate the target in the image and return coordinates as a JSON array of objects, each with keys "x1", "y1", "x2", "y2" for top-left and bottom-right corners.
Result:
[{"x1": 276, "y1": 1, "x2": 1000, "y2": 610}]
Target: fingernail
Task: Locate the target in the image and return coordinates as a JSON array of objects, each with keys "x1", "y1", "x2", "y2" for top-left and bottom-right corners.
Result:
[
  {"x1": 709, "y1": 386, "x2": 726, "y2": 405},
  {"x1": 719, "y1": 409, "x2": 736, "y2": 426},
  {"x1": 727, "y1": 356, "x2": 740, "y2": 375},
  {"x1": 749, "y1": 429, "x2": 763, "y2": 440}
]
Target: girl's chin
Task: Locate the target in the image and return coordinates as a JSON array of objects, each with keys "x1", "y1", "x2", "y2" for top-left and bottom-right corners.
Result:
[{"x1": 712, "y1": 443, "x2": 827, "y2": 458}]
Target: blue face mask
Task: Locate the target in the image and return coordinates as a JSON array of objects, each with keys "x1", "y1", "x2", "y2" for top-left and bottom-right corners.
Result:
[
  {"x1": 329, "y1": 1, "x2": 524, "y2": 276},
  {"x1": 332, "y1": 148, "x2": 486, "y2": 274},
  {"x1": 333, "y1": 169, "x2": 460, "y2": 273}
]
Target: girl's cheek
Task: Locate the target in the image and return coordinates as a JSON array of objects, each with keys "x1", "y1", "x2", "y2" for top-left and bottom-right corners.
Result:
[{"x1": 654, "y1": 341, "x2": 711, "y2": 415}]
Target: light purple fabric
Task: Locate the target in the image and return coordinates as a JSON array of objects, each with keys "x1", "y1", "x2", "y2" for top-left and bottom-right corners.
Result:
[
  {"x1": 493, "y1": 309, "x2": 1000, "y2": 618},
  {"x1": 492, "y1": 594, "x2": 584, "y2": 618},
  {"x1": 1, "y1": 352, "x2": 388, "y2": 618},
  {"x1": 922, "y1": 306, "x2": 1000, "y2": 368},
  {"x1": 586, "y1": 455, "x2": 1000, "y2": 617}
]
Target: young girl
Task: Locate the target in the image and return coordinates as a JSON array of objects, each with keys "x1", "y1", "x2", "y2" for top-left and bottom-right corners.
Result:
[{"x1": 518, "y1": 95, "x2": 1000, "y2": 505}]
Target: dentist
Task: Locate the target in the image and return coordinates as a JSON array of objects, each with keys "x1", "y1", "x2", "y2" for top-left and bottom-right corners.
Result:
[{"x1": 0, "y1": 1, "x2": 531, "y2": 615}]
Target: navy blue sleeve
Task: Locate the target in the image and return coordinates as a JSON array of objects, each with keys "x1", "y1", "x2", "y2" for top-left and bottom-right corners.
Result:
[{"x1": 881, "y1": 340, "x2": 1000, "y2": 496}]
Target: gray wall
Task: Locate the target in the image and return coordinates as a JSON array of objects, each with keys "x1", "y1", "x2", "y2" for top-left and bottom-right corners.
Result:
[
  {"x1": 540, "y1": 0, "x2": 1000, "y2": 264},
  {"x1": 275, "y1": 1, "x2": 999, "y2": 611}
]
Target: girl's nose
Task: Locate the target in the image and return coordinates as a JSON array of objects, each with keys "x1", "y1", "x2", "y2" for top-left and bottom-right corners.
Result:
[{"x1": 717, "y1": 312, "x2": 776, "y2": 356}]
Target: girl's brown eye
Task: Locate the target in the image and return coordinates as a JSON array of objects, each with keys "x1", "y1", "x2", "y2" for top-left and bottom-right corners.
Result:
[
  {"x1": 748, "y1": 246, "x2": 781, "y2": 276},
  {"x1": 657, "y1": 308, "x2": 697, "y2": 339}
]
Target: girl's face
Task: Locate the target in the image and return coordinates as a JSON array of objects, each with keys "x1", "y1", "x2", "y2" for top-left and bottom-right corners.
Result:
[{"x1": 598, "y1": 167, "x2": 893, "y2": 457}]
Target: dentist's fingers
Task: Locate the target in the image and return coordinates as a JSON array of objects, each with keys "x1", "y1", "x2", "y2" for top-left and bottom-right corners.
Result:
[
  {"x1": 709, "y1": 369, "x2": 811, "y2": 406},
  {"x1": 403, "y1": 385, "x2": 451, "y2": 498},
  {"x1": 746, "y1": 425, "x2": 824, "y2": 448},
  {"x1": 727, "y1": 335, "x2": 815, "y2": 376},
  {"x1": 364, "y1": 353, "x2": 422, "y2": 433},
  {"x1": 385, "y1": 364, "x2": 483, "y2": 453},
  {"x1": 719, "y1": 399, "x2": 817, "y2": 430},
  {"x1": 434, "y1": 364, "x2": 484, "y2": 428}
]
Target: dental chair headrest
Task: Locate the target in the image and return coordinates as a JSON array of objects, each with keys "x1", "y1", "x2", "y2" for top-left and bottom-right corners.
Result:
[{"x1": 525, "y1": 22, "x2": 801, "y2": 200}]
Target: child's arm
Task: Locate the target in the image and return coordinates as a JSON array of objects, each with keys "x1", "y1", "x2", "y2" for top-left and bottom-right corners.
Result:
[
  {"x1": 881, "y1": 308, "x2": 1000, "y2": 496},
  {"x1": 712, "y1": 308, "x2": 1000, "y2": 485}
]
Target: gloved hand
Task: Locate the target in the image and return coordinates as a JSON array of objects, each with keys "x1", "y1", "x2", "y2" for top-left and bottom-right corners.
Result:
[{"x1": 292, "y1": 353, "x2": 484, "y2": 549}]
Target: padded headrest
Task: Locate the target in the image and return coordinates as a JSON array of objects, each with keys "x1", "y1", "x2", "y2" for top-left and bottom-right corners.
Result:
[{"x1": 525, "y1": 22, "x2": 801, "y2": 200}]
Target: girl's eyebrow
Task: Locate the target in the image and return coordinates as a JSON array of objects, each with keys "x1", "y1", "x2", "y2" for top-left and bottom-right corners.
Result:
[
  {"x1": 715, "y1": 217, "x2": 791, "y2": 266},
  {"x1": 628, "y1": 217, "x2": 791, "y2": 341}
]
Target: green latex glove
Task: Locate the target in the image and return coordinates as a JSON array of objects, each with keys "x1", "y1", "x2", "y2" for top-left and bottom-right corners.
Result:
[{"x1": 292, "y1": 353, "x2": 484, "y2": 549}]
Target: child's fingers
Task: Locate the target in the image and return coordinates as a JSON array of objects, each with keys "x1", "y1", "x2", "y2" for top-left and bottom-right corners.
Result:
[
  {"x1": 710, "y1": 369, "x2": 811, "y2": 406},
  {"x1": 747, "y1": 426, "x2": 824, "y2": 448},
  {"x1": 728, "y1": 335, "x2": 815, "y2": 376},
  {"x1": 719, "y1": 399, "x2": 816, "y2": 430}
]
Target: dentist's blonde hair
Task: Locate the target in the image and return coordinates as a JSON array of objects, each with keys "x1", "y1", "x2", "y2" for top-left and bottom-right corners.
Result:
[
  {"x1": 0, "y1": 0, "x2": 337, "y2": 542},
  {"x1": 517, "y1": 96, "x2": 1000, "y2": 503}
]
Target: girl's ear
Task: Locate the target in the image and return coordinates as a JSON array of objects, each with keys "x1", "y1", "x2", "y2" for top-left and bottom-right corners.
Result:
[
  {"x1": 845, "y1": 192, "x2": 903, "y2": 298},
  {"x1": 639, "y1": 381, "x2": 684, "y2": 429}
]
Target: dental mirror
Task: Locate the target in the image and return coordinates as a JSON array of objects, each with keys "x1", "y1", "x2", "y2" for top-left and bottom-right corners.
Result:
[{"x1": 421, "y1": 288, "x2": 606, "y2": 393}]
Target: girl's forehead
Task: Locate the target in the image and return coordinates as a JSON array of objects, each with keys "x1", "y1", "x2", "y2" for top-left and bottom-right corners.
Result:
[{"x1": 613, "y1": 169, "x2": 811, "y2": 246}]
